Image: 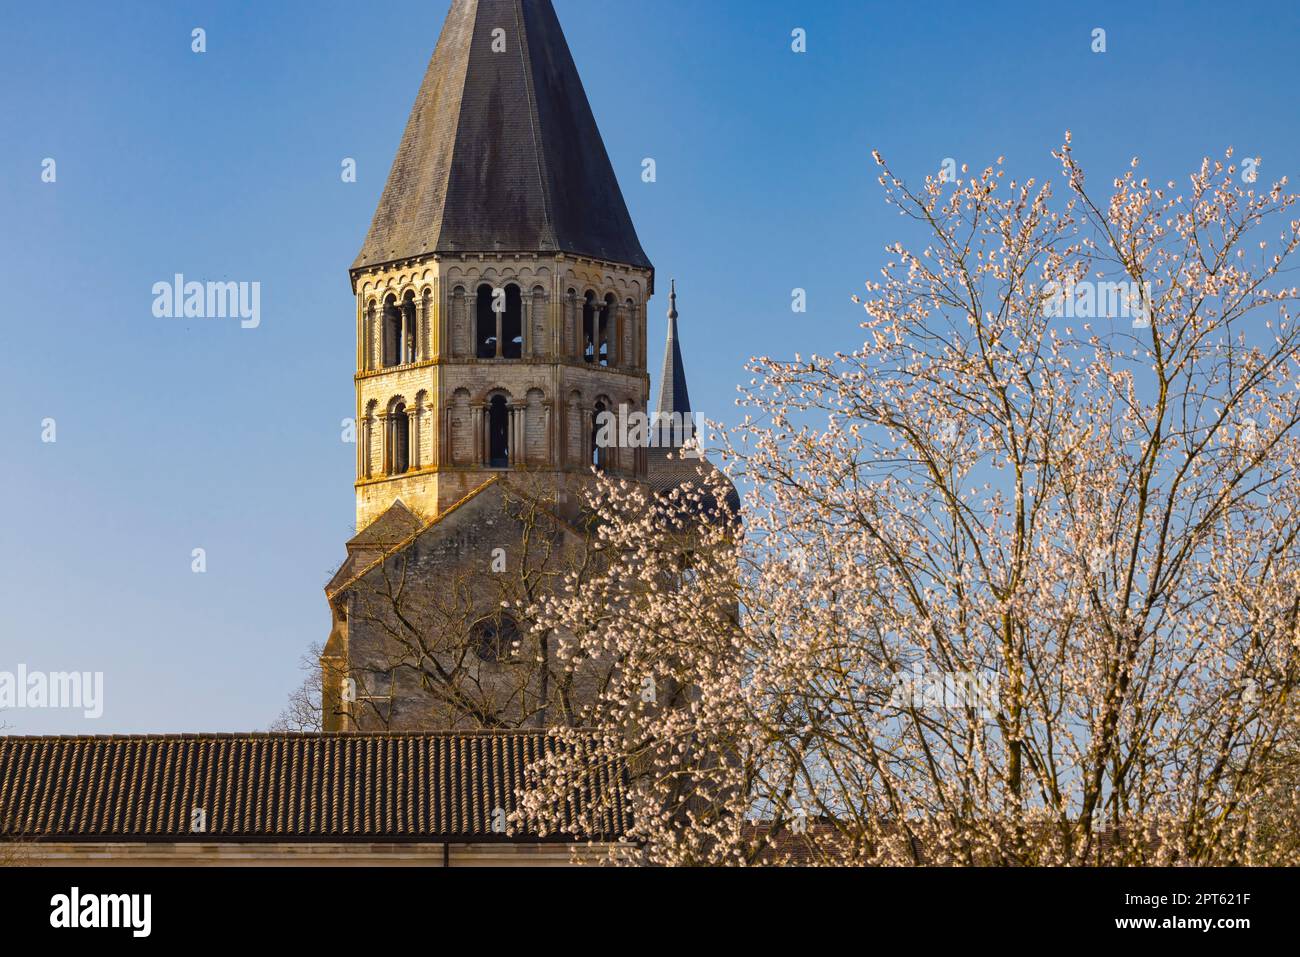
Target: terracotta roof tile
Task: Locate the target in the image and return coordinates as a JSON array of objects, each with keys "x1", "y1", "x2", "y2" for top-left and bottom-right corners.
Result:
[{"x1": 0, "y1": 732, "x2": 629, "y2": 843}]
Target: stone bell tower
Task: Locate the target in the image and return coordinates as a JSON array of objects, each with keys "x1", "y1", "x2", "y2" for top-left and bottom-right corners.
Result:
[{"x1": 349, "y1": 0, "x2": 654, "y2": 531}]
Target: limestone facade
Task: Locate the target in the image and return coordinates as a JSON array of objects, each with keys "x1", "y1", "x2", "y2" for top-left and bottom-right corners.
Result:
[{"x1": 351, "y1": 253, "x2": 653, "y2": 529}]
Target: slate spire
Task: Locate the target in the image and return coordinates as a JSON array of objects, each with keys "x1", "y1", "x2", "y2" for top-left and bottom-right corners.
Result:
[
  {"x1": 353, "y1": 0, "x2": 650, "y2": 273},
  {"x1": 654, "y1": 279, "x2": 692, "y2": 429}
]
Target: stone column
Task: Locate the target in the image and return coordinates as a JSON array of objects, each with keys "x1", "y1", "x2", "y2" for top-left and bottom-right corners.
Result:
[
  {"x1": 416, "y1": 296, "x2": 429, "y2": 362},
  {"x1": 441, "y1": 406, "x2": 452, "y2": 468},
  {"x1": 359, "y1": 415, "x2": 370, "y2": 478},
  {"x1": 521, "y1": 299, "x2": 530, "y2": 358},
  {"x1": 436, "y1": 403, "x2": 447, "y2": 468},
  {"x1": 561, "y1": 293, "x2": 572, "y2": 356},
  {"x1": 507, "y1": 405, "x2": 517, "y2": 467},
  {"x1": 610, "y1": 301, "x2": 622, "y2": 367},
  {"x1": 634, "y1": 299, "x2": 644, "y2": 368},
  {"x1": 471, "y1": 405, "x2": 483, "y2": 466},
  {"x1": 516, "y1": 402, "x2": 527, "y2": 466},
  {"x1": 451, "y1": 288, "x2": 465, "y2": 359},
  {"x1": 377, "y1": 413, "x2": 391, "y2": 474},
  {"x1": 542, "y1": 401, "x2": 553, "y2": 466},
  {"x1": 495, "y1": 294, "x2": 504, "y2": 358},
  {"x1": 408, "y1": 406, "x2": 420, "y2": 470}
]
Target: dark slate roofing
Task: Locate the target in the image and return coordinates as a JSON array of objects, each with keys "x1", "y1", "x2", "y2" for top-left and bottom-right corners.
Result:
[
  {"x1": 353, "y1": 0, "x2": 651, "y2": 273},
  {"x1": 646, "y1": 282, "x2": 740, "y2": 518},
  {"x1": 646, "y1": 447, "x2": 741, "y2": 517},
  {"x1": 0, "y1": 732, "x2": 629, "y2": 843},
  {"x1": 654, "y1": 280, "x2": 691, "y2": 422}
]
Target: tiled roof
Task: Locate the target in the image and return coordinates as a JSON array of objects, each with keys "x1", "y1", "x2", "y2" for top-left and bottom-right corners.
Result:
[
  {"x1": 0, "y1": 732, "x2": 629, "y2": 843},
  {"x1": 646, "y1": 448, "x2": 741, "y2": 516},
  {"x1": 352, "y1": 0, "x2": 650, "y2": 274}
]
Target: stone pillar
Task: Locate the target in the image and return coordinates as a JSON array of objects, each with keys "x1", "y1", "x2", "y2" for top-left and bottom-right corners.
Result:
[
  {"x1": 564, "y1": 291, "x2": 574, "y2": 358},
  {"x1": 610, "y1": 301, "x2": 622, "y2": 367},
  {"x1": 576, "y1": 299, "x2": 584, "y2": 359},
  {"x1": 507, "y1": 405, "x2": 518, "y2": 467},
  {"x1": 360, "y1": 415, "x2": 370, "y2": 478},
  {"x1": 521, "y1": 299, "x2": 530, "y2": 358},
  {"x1": 471, "y1": 405, "x2": 484, "y2": 466},
  {"x1": 494, "y1": 295, "x2": 504, "y2": 358},
  {"x1": 532, "y1": 289, "x2": 546, "y2": 358},
  {"x1": 442, "y1": 406, "x2": 453, "y2": 468},
  {"x1": 543, "y1": 401, "x2": 553, "y2": 466},
  {"x1": 408, "y1": 406, "x2": 420, "y2": 470},
  {"x1": 516, "y1": 402, "x2": 527, "y2": 466},
  {"x1": 416, "y1": 296, "x2": 429, "y2": 362},
  {"x1": 451, "y1": 287, "x2": 465, "y2": 358},
  {"x1": 510, "y1": 405, "x2": 519, "y2": 467},
  {"x1": 437, "y1": 406, "x2": 447, "y2": 469},
  {"x1": 624, "y1": 301, "x2": 635, "y2": 370},
  {"x1": 377, "y1": 413, "x2": 391, "y2": 474}
]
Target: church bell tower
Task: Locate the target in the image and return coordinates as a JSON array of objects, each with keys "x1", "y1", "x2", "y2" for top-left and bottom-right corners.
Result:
[{"x1": 349, "y1": 0, "x2": 654, "y2": 530}]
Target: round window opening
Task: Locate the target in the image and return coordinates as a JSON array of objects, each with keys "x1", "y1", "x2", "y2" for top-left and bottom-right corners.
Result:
[{"x1": 471, "y1": 614, "x2": 520, "y2": 662}]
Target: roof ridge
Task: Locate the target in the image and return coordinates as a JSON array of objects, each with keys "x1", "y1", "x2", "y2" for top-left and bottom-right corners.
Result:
[
  {"x1": 0, "y1": 730, "x2": 564, "y2": 742},
  {"x1": 512, "y1": 0, "x2": 556, "y2": 252}
]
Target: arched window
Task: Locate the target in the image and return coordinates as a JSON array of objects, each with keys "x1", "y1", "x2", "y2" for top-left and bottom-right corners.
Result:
[
  {"x1": 471, "y1": 613, "x2": 520, "y2": 662},
  {"x1": 592, "y1": 401, "x2": 607, "y2": 471},
  {"x1": 383, "y1": 299, "x2": 402, "y2": 367},
  {"x1": 476, "y1": 284, "x2": 498, "y2": 358},
  {"x1": 502, "y1": 285, "x2": 523, "y2": 359},
  {"x1": 388, "y1": 401, "x2": 410, "y2": 475},
  {"x1": 488, "y1": 394, "x2": 509, "y2": 468},
  {"x1": 474, "y1": 284, "x2": 523, "y2": 359}
]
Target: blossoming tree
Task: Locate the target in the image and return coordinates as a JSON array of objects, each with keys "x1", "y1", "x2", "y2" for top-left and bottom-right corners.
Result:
[{"x1": 517, "y1": 140, "x2": 1300, "y2": 865}]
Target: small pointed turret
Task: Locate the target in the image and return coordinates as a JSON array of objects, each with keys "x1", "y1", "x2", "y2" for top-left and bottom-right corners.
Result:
[{"x1": 654, "y1": 280, "x2": 691, "y2": 424}]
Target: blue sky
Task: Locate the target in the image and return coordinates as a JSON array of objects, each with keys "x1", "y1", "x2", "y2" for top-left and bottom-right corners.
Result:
[{"x1": 3, "y1": 0, "x2": 1298, "y2": 733}]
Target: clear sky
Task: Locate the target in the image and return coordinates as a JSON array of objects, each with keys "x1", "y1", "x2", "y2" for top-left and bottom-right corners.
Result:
[{"x1": 3, "y1": 0, "x2": 1298, "y2": 733}]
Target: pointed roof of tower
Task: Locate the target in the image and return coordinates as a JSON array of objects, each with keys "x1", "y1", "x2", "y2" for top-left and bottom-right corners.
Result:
[
  {"x1": 353, "y1": 0, "x2": 651, "y2": 275},
  {"x1": 647, "y1": 281, "x2": 739, "y2": 517},
  {"x1": 655, "y1": 280, "x2": 691, "y2": 418}
]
